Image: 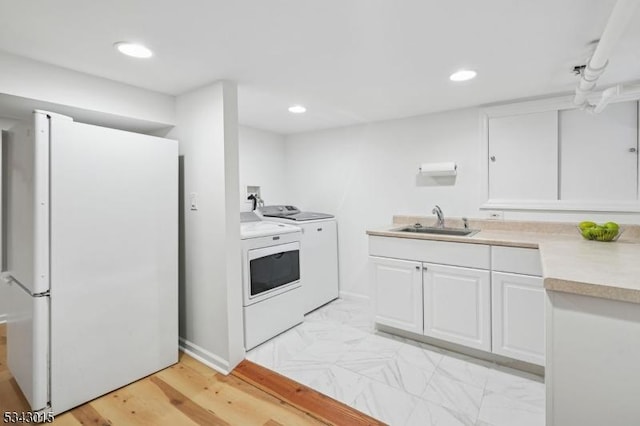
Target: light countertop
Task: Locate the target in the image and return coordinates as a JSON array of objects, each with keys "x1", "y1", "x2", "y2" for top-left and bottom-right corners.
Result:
[
  {"x1": 540, "y1": 240, "x2": 640, "y2": 304},
  {"x1": 367, "y1": 218, "x2": 640, "y2": 305}
]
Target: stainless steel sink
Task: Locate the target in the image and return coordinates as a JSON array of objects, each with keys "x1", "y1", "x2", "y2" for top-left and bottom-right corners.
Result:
[{"x1": 395, "y1": 226, "x2": 479, "y2": 237}]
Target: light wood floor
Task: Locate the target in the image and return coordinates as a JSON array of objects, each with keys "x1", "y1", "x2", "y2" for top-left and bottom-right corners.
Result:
[{"x1": 0, "y1": 324, "x2": 383, "y2": 425}]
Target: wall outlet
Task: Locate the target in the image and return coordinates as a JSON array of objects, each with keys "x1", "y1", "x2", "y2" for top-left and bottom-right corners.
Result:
[{"x1": 487, "y1": 211, "x2": 504, "y2": 220}]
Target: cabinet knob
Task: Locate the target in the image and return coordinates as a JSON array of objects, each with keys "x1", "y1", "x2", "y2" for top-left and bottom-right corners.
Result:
[
  {"x1": 317, "y1": 228, "x2": 323, "y2": 232},
  {"x1": 415, "y1": 265, "x2": 421, "y2": 270},
  {"x1": 630, "y1": 147, "x2": 637, "y2": 153},
  {"x1": 490, "y1": 155, "x2": 496, "y2": 162}
]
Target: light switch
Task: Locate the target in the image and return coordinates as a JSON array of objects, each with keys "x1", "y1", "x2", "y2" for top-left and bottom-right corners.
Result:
[{"x1": 189, "y1": 192, "x2": 198, "y2": 211}]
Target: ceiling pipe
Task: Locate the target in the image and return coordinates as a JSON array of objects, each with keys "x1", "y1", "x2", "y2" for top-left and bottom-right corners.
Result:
[
  {"x1": 592, "y1": 85, "x2": 620, "y2": 114},
  {"x1": 573, "y1": 0, "x2": 640, "y2": 111}
]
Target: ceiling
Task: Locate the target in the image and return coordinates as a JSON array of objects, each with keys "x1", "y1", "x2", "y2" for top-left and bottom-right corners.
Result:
[{"x1": 1, "y1": 0, "x2": 639, "y2": 135}]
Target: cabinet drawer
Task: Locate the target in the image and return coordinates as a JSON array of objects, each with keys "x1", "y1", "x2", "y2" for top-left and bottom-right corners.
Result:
[
  {"x1": 369, "y1": 236, "x2": 490, "y2": 269},
  {"x1": 491, "y1": 246, "x2": 542, "y2": 276}
]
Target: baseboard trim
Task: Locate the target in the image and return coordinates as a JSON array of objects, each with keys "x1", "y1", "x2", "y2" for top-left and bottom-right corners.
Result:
[
  {"x1": 179, "y1": 337, "x2": 231, "y2": 375},
  {"x1": 339, "y1": 291, "x2": 369, "y2": 302},
  {"x1": 376, "y1": 323, "x2": 545, "y2": 376}
]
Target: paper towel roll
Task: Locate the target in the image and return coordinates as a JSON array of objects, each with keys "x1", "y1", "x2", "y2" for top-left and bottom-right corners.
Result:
[{"x1": 419, "y1": 162, "x2": 457, "y2": 176}]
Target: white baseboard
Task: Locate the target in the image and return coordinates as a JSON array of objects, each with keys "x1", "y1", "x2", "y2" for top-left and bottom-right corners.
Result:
[
  {"x1": 339, "y1": 290, "x2": 370, "y2": 303},
  {"x1": 0, "y1": 314, "x2": 6, "y2": 324},
  {"x1": 179, "y1": 337, "x2": 231, "y2": 375}
]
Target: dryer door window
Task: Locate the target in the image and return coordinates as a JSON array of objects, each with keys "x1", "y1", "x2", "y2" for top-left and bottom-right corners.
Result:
[{"x1": 247, "y1": 242, "x2": 300, "y2": 300}]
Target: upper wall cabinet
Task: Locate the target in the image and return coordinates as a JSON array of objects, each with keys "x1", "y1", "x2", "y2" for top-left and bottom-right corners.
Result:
[
  {"x1": 488, "y1": 111, "x2": 558, "y2": 201},
  {"x1": 482, "y1": 97, "x2": 640, "y2": 212},
  {"x1": 559, "y1": 102, "x2": 638, "y2": 201}
]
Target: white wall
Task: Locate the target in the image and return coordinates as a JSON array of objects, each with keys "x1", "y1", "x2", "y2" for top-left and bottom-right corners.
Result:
[
  {"x1": 0, "y1": 118, "x2": 18, "y2": 322},
  {"x1": 0, "y1": 51, "x2": 175, "y2": 127},
  {"x1": 238, "y1": 126, "x2": 288, "y2": 211},
  {"x1": 0, "y1": 125, "x2": 6, "y2": 322},
  {"x1": 284, "y1": 109, "x2": 482, "y2": 298},
  {"x1": 0, "y1": 118, "x2": 19, "y2": 130},
  {"x1": 284, "y1": 108, "x2": 640, "y2": 298},
  {"x1": 165, "y1": 81, "x2": 243, "y2": 373}
]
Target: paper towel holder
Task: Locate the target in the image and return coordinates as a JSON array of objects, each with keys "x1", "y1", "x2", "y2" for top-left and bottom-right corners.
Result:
[{"x1": 418, "y1": 162, "x2": 457, "y2": 177}]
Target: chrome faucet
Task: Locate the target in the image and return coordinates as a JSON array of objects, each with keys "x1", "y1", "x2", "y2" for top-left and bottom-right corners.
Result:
[{"x1": 432, "y1": 205, "x2": 445, "y2": 228}]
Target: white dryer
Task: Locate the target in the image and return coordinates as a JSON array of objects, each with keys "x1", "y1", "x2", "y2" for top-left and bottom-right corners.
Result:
[
  {"x1": 240, "y1": 213, "x2": 303, "y2": 350},
  {"x1": 257, "y1": 206, "x2": 339, "y2": 314}
]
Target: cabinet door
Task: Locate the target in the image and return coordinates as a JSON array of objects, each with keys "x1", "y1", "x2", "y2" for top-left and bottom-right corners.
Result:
[
  {"x1": 559, "y1": 101, "x2": 638, "y2": 201},
  {"x1": 370, "y1": 256, "x2": 423, "y2": 334},
  {"x1": 488, "y1": 111, "x2": 558, "y2": 201},
  {"x1": 491, "y1": 272, "x2": 544, "y2": 366},
  {"x1": 423, "y1": 264, "x2": 491, "y2": 351},
  {"x1": 300, "y1": 221, "x2": 339, "y2": 314}
]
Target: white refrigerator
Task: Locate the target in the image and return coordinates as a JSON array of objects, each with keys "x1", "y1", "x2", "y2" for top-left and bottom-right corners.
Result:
[{"x1": 1, "y1": 111, "x2": 179, "y2": 414}]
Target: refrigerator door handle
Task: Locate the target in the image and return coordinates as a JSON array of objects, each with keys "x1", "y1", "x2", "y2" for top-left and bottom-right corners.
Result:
[
  {"x1": 1, "y1": 272, "x2": 14, "y2": 284},
  {"x1": 0, "y1": 274, "x2": 48, "y2": 297}
]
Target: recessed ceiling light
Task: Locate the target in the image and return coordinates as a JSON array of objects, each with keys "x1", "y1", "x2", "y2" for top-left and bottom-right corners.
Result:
[
  {"x1": 288, "y1": 105, "x2": 306, "y2": 114},
  {"x1": 114, "y1": 42, "x2": 153, "y2": 58},
  {"x1": 449, "y1": 69, "x2": 477, "y2": 82}
]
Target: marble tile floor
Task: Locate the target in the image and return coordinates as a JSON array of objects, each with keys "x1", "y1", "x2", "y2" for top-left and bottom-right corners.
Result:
[{"x1": 247, "y1": 298, "x2": 545, "y2": 426}]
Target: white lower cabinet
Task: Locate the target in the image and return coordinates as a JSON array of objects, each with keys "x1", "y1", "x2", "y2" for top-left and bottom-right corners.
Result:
[
  {"x1": 423, "y1": 263, "x2": 491, "y2": 351},
  {"x1": 368, "y1": 237, "x2": 546, "y2": 366},
  {"x1": 370, "y1": 256, "x2": 423, "y2": 334},
  {"x1": 491, "y1": 271, "x2": 545, "y2": 366}
]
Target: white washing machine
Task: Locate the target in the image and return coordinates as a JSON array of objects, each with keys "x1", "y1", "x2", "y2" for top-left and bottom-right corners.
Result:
[
  {"x1": 240, "y1": 213, "x2": 303, "y2": 350},
  {"x1": 257, "y1": 206, "x2": 339, "y2": 314}
]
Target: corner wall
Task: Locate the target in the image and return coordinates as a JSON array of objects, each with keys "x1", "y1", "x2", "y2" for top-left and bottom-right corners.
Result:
[
  {"x1": 0, "y1": 51, "x2": 174, "y2": 126},
  {"x1": 166, "y1": 81, "x2": 243, "y2": 373},
  {"x1": 238, "y1": 126, "x2": 288, "y2": 211}
]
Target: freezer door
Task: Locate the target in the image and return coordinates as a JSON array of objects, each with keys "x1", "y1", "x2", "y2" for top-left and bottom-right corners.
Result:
[
  {"x1": 48, "y1": 118, "x2": 178, "y2": 413},
  {"x1": 6, "y1": 279, "x2": 50, "y2": 411},
  {"x1": 3, "y1": 113, "x2": 51, "y2": 294}
]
